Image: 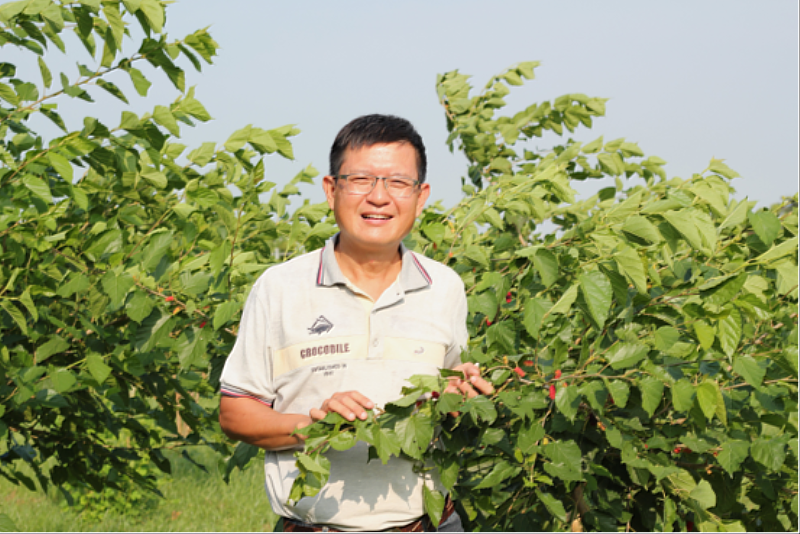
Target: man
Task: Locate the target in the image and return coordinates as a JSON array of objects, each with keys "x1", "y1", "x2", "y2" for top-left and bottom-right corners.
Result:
[{"x1": 219, "y1": 114, "x2": 492, "y2": 532}]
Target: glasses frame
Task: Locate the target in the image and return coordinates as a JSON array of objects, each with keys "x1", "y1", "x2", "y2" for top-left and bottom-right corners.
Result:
[{"x1": 333, "y1": 174, "x2": 421, "y2": 199}]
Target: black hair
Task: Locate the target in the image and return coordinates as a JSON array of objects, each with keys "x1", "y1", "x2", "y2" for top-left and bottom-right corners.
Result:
[{"x1": 329, "y1": 114, "x2": 427, "y2": 183}]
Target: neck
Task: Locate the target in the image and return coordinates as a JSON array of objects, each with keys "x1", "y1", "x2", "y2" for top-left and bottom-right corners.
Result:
[{"x1": 334, "y1": 237, "x2": 403, "y2": 301}]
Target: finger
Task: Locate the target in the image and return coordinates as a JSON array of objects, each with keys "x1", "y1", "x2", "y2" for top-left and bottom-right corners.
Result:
[
  {"x1": 468, "y1": 375, "x2": 494, "y2": 395},
  {"x1": 327, "y1": 398, "x2": 364, "y2": 421},
  {"x1": 340, "y1": 391, "x2": 375, "y2": 411},
  {"x1": 460, "y1": 363, "x2": 481, "y2": 378},
  {"x1": 458, "y1": 380, "x2": 478, "y2": 399},
  {"x1": 309, "y1": 408, "x2": 327, "y2": 421}
]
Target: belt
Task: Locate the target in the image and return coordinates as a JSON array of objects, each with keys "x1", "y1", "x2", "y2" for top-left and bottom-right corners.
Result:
[{"x1": 282, "y1": 497, "x2": 456, "y2": 532}]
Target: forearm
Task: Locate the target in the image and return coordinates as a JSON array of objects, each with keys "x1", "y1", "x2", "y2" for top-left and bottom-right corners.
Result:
[{"x1": 219, "y1": 396, "x2": 312, "y2": 451}]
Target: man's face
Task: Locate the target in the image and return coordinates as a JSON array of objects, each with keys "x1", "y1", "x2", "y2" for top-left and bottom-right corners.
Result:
[{"x1": 323, "y1": 142, "x2": 430, "y2": 256}]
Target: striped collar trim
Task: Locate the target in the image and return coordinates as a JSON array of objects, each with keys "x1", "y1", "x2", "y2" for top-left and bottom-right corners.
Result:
[{"x1": 316, "y1": 234, "x2": 432, "y2": 291}]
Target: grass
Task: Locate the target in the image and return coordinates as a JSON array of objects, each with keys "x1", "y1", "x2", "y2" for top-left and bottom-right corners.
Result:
[{"x1": 0, "y1": 447, "x2": 280, "y2": 532}]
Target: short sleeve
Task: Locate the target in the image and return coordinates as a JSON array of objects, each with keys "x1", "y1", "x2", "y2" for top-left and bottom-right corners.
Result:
[
  {"x1": 444, "y1": 275, "x2": 468, "y2": 369},
  {"x1": 219, "y1": 282, "x2": 275, "y2": 406}
]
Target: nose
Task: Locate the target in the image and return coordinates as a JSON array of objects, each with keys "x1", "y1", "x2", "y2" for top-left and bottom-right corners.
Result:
[{"x1": 365, "y1": 177, "x2": 391, "y2": 205}]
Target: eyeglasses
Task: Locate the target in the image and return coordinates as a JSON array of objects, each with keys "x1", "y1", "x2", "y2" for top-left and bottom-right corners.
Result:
[{"x1": 334, "y1": 174, "x2": 420, "y2": 199}]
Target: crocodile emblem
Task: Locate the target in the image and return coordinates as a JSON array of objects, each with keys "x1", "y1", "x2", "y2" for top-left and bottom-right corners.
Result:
[{"x1": 308, "y1": 315, "x2": 333, "y2": 335}]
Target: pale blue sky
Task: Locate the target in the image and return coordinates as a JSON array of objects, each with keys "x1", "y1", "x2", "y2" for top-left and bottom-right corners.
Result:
[{"x1": 8, "y1": 0, "x2": 799, "y2": 209}]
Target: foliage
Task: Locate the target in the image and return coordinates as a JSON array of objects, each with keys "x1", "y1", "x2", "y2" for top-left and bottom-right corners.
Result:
[
  {"x1": 291, "y1": 64, "x2": 799, "y2": 532},
  {"x1": 1, "y1": 2, "x2": 797, "y2": 532},
  {"x1": 0, "y1": 446, "x2": 279, "y2": 531},
  {"x1": 0, "y1": 0, "x2": 333, "y2": 505}
]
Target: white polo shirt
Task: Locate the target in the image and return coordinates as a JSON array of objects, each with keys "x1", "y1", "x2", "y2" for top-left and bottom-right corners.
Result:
[{"x1": 220, "y1": 234, "x2": 468, "y2": 531}]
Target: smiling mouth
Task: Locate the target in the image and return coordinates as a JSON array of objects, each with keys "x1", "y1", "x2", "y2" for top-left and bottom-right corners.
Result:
[{"x1": 362, "y1": 214, "x2": 392, "y2": 220}]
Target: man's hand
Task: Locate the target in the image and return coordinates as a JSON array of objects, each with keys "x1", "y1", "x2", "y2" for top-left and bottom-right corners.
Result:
[
  {"x1": 444, "y1": 362, "x2": 494, "y2": 417},
  {"x1": 310, "y1": 391, "x2": 375, "y2": 422}
]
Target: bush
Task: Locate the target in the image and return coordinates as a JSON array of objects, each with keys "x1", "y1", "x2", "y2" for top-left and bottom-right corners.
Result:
[
  {"x1": 0, "y1": 0, "x2": 331, "y2": 505},
  {"x1": 291, "y1": 65, "x2": 799, "y2": 532}
]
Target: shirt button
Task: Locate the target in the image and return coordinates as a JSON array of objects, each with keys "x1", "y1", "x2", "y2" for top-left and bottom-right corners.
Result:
[{"x1": 372, "y1": 339, "x2": 378, "y2": 347}]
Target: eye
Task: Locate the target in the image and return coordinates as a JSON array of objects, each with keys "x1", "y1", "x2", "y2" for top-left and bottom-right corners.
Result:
[
  {"x1": 387, "y1": 178, "x2": 414, "y2": 189},
  {"x1": 349, "y1": 175, "x2": 374, "y2": 186}
]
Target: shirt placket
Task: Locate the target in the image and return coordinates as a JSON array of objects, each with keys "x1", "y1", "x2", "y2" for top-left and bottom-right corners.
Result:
[{"x1": 369, "y1": 283, "x2": 404, "y2": 359}]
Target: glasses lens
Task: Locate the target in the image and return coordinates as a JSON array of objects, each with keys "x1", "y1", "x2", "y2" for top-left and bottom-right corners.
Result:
[
  {"x1": 385, "y1": 178, "x2": 416, "y2": 198},
  {"x1": 344, "y1": 175, "x2": 376, "y2": 194},
  {"x1": 339, "y1": 175, "x2": 418, "y2": 197}
]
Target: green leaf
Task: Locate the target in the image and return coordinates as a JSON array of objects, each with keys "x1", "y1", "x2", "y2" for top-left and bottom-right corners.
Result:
[
  {"x1": 640, "y1": 377, "x2": 665, "y2": 418},
  {"x1": 719, "y1": 199, "x2": 750, "y2": 231},
  {"x1": 517, "y1": 422, "x2": 545, "y2": 454},
  {"x1": 671, "y1": 379, "x2": 696, "y2": 412},
  {"x1": 555, "y1": 384, "x2": 580, "y2": 421},
  {"x1": 153, "y1": 105, "x2": 179, "y2": 136},
  {"x1": 689, "y1": 479, "x2": 717, "y2": 510},
  {"x1": 47, "y1": 151, "x2": 73, "y2": 182},
  {"x1": 473, "y1": 459, "x2": 518, "y2": 489},
  {"x1": 328, "y1": 431, "x2": 356, "y2": 451},
  {"x1": 717, "y1": 440, "x2": 749, "y2": 476},
  {"x1": 708, "y1": 159, "x2": 739, "y2": 179},
  {"x1": 181, "y1": 95, "x2": 211, "y2": 122},
  {"x1": 395, "y1": 413, "x2": 434, "y2": 460},
  {"x1": 213, "y1": 300, "x2": 240, "y2": 331},
  {"x1": 748, "y1": 210, "x2": 781, "y2": 246},
  {"x1": 621, "y1": 216, "x2": 662, "y2": 243},
  {"x1": 663, "y1": 209, "x2": 704, "y2": 252},
  {"x1": 51, "y1": 368, "x2": 77, "y2": 393},
  {"x1": 86, "y1": 353, "x2": 112, "y2": 383},
  {"x1": 18, "y1": 288, "x2": 37, "y2": 323},
  {"x1": 614, "y1": 245, "x2": 647, "y2": 294},
  {"x1": 464, "y1": 395, "x2": 497, "y2": 424},
  {"x1": 579, "y1": 270, "x2": 612, "y2": 328},
  {"x1": 733, "y1": 355, "x2": 766, "y2": 388},
  {"x1": 422, "y1": 486, "x2": 445, "y2": 528},
  {"x1": 22, "y1": 174, "x2": 53, "y2": 203},
  {"x1": 605, "y1": 380, "x2": 630, "y2": 408},
  {"x1": 187, "y1": 143, "x2": 216, "y2": 167},
  {"x1": 1, "y1": 300, "x2": 27, "y2": 335},
  {"x1": 700, "y1": 272, "x2": 746, "y2": 307},
  {"x1": 717, "y1": 306, "x2": 742, "y2": 357},
  {"x1": 548, "y1": 284, "x2": 578, "y2": 316},
  {"x1": 96, "y1": 79, "x2": 128, "y2": 103},
  {"x1": 128, "y1": 67, "x2": 151, "y2": 96},
  {"x1": 176, "y1": 328, "x2": 209, "y2": 369},
  {"x1": 141, "y1": 167, "x2": 167, "y2": 189},
  {"x1": 0, "y1": 513, "x2": 19, "y2": 532},
  {"x1": 579, "y1": 380, "x2": 608, "y2": 413},
  {"x1": 486, "y1": 321, "x2": 514, "y2": 352},
  {"x1": 57, "y1": 273, "x2": 90, "y2": 297},
  {"x1": 101, "y1": 271, "x2": 135, "y2": 308},
  {"x1": 37, "y1": 56, "x2": 52, "y2": 88},
  {"x1": 751, "y1": 438, "x2": 785, "y2": 472},
  {"x1": 523, "y1": 297, "x2": 549, "y2": 339},
  {"x1": 142, "y1": 231, "x2": 173, "y2": 271},
  {"x1": 535, "y1": 489, "x2": 567, "y2": 522},
  {"x1": 754, "y1": 236, "x2": 798, "y2": 264},
  {"x1": 606, "y1": 342, "x2": 648, "y2": 370},
  {"x1": 139, "y1": 0, "x2": 164, "y2": 32},
  {"x1": 696, "y1": 381, "x2": 720, "y2": 422},
  {"x1": 126, "y1": 291, "x2": 155, "y2": 323},
  {"x1": 693, "y1": 320, "x2": 716, "y2": 351},
  {"x1": 533, "y1": 248, "x2": 559, "y2": 287},
  {"x1": 37, "y1": 335, "x2": 69, "y2": 362},
  {"x1": 654, "y1": 326, "x2": 680, "y2": 352},
  {"x1": 543, "y1": 440, "x2": 582, "y2": 466}
]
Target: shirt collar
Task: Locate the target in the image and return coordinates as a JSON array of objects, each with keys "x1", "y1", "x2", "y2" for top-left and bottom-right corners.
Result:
[{"x1": 316, "y1": 233, "x2": 432, "y2": 292}]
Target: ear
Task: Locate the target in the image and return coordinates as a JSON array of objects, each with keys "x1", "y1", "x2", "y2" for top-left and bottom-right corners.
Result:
[
  {"x1": 323, "y1": 175, "x2": 337, "y2": 210},
  {"x1": 414, "y1": 183, "x2": 430, "y2": 217}
]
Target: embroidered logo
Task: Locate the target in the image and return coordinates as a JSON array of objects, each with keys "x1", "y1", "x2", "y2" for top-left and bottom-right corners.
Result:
[
  {"x1": 414, "y1": 346, "x2": 425, "y2": 355},
  {"x1": 308, "y1": 315, "x2": 333, "y2": 335}
]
